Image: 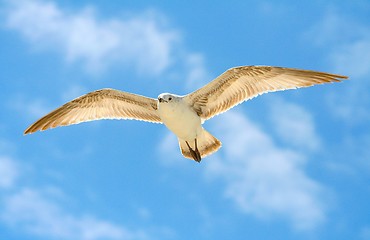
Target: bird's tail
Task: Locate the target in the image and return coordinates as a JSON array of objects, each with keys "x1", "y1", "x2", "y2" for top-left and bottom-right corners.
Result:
[{"x1": 178, "y1": 129, "x2": 221, "y2": 162}]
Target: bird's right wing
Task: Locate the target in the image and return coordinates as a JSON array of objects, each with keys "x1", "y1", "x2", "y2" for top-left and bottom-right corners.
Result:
[
  {"x1": 185, "y1": 66, "x2": 347, "y2": 120},
  {"x1": 24, "y1": 88, "x2": 161, "y2": 134}
]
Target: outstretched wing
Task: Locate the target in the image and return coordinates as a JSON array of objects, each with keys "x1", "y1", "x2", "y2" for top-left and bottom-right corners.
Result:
[
  {"x1": 185, "y1": 66, "x2": 348, "y2": 120},
  {"x1": 24, "y1": 88, "x2": 161, "y2": 134}
]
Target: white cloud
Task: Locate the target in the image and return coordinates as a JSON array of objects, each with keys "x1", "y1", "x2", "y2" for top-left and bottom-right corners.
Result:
[
  {"x1": 267, "y1": 97, "x2": 321, "y2": 151},
  {"x1": 306, "y1": 10, "x2": 367, "y2": 48},
  {"x1": 183, "y1": 53, "x2": 210, "y2": 90},
  {"x1": 8, "y1": 95, "x2": 51, "y2": 119},
  {"x1": 158, "y1": 132, "x2": 183, "y2": 166},
  {"x1": 1, "y1": 188, "x2": 147, "y2": 240},
  {"x1": 313, "y1": 12, "x2": 370, "y2": 78},
  {"x1": 0, "y1": 143, "x2": 158, "y2": 240},
  {"x1": 4, "y1": 0, "x2": 179, "y2": 74},
  {"x1": 0, "y1": 154, "x2": 148, "y2": 240},
  {"x1": 61, "y1": 85, "x2": 88, "y2": 101},
  {"x1": 0, "y1": 156, "x2": 19, "y2": 189},
  {"x1": 326, "y1": 88, "x2": 370, "y2": 124},
  {"x1": 306, "y1": 10, "x2": 370, "y2": 78},
  {"x1": 306, "y1": 10, "x2": 370, "y2": 123},
  {"x1": 206, "y1": 111, "x2": 325, "y2": 230},
  {"x1": 330, "y1": 40, "x2": 370, "y2": 79}
]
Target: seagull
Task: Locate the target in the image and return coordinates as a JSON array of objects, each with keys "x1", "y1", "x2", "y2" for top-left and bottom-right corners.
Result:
[{"x1": 24, "y1": 66, "x2": 347, "y2": 162}]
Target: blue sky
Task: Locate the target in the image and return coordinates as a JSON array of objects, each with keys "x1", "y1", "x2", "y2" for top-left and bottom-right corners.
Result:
[{"x1": 1, "y1": 0, "x2": 370, "y2": 239}]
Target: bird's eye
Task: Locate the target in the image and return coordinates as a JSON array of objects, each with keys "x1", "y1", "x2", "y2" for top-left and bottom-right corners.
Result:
[{"x1": 168, "y1": 97, "x2": 172, "y2": 101}]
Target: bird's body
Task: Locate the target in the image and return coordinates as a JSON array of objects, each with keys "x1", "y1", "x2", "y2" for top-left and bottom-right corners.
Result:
[
  {"x1": 24, "y1": 66, "x2": 348, "y2": 162},
  {"x1": 157, "y1": 94, "x2": 201, "y2": 141},
  {"x1": 156, "y1": 93, "x2": 221, "y2": 161}
]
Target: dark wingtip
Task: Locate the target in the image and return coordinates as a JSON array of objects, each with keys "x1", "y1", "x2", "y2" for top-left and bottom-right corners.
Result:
[{"x1": 23, "y1": 129, "x2": 32, "y2": 135}]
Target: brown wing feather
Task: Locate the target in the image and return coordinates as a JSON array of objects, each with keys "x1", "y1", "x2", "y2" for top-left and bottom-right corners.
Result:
[
  {"x1": 24, "y1": 88, "x2": 161, "y2": 134},
  {"x1": 185, "y1": 66, "x2": 348, "y2": 120}
]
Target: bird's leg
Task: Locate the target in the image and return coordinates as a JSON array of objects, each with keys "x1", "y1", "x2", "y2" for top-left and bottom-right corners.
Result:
[
  {"x1": 185, "y1": 140, "x2": 201, "y2": 163},
  {"x1": 194, "y1": 139, "x2": 201, "y2": 162},
  {"x1": 185, "y1": 141, "x2": 198, "y2": 162}
]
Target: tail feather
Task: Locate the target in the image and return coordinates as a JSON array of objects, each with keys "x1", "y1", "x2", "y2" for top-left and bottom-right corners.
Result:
[{"x1": 179, "y1": 129, "x2": 221, "y2": 161}]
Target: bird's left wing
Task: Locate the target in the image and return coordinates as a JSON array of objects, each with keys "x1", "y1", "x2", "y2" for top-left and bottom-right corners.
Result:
[
  {"x1": 185, "y1": 66, "x2": 348, "y2": 120},
  {"x1": 24, "y1": 88, "x2": 161, "y2": 134}
]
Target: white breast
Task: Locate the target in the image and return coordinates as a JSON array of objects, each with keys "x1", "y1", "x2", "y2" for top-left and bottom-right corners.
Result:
[{"x1": 158, "y1": 99, "x2": 202, "y2": 141}]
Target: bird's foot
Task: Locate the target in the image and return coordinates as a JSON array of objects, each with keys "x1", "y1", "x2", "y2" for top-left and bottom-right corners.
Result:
[
  {"x1": 194, "y1": 139, "x2": 201, "y2": 162},
  {"x1": 185, "y1": 139, "x2": 201, "y2": 163}
]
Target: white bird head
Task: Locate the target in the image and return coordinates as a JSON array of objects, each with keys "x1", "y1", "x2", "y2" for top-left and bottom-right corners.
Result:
[{"x1": 157, "y1": 93, "x2": 182, "y2": 103}]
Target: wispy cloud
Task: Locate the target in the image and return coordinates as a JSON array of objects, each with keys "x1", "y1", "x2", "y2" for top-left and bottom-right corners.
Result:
[
  {"x1": 0, "y1": 156, "x2": 19, "y2": 189},
  {"x1": 206, "y1": 111, "x2": 325, "y2": 230},
  {"x1": 306, "y1": 10, "x2": 370, "y2": 123},
  {"x1": 0, "y1": 152, "x2": 159, "y2": 239},
  {"x1": 4, "y1": 0, "x2": 179, "y2": 75},
  {"x1": 183, "y1": 53, "x2": 210, "y2": 90},
  {"x1": 330, "y1": 40, "x2": 370, "y2": 79},
  {"x1": 2, "y1": 188, "x2": 146, "y2": 240},
  {"x1": 267, "y1": 97, "x2": 321, "y2": 151},
  {"x1": 309, "y1": 11, "x2": 370, "y2": 79},
  {"x1": 7, "y1": 95, "x2": 51, "y2": 119},
  {"x1": 61, "y1": 85, "x2": 88, "y2": 101},
  {"x1": 158, "y1": 132, "x2": 186, "y2": 166}
]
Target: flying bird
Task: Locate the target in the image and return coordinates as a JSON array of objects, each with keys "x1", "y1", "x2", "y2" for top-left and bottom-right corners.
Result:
[{"x1": 24, "y1": 66, "x2": 347, "y2": 162}]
